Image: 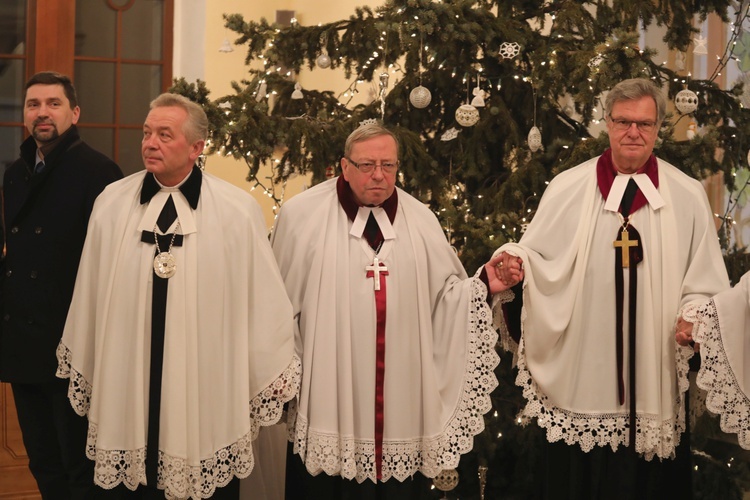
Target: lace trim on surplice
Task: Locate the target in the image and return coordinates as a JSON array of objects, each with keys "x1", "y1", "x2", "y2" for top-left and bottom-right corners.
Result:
[
  {"x1": 693, "y1": 299, "x2": 750, "y2": 449},
  {"x1": 512, "y1": 323, "x2": 690, "y2": 460},
  {"x1": 289, "y1": 276, "x2": 500, "y2": 483},
  {"x1": 57, "y1": 343, "x2": 302, "y2": 499}
]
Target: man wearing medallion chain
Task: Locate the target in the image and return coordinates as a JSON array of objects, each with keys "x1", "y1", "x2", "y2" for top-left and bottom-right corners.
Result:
[
  {"x1": 272, "y1": 123, "x2": 516, "y2": 498},
  {"x1": 494, "y1": 78, "x2": 729, "y2": 498},
  {"x1": 57, "y1": 93, "x2": 300, "y2": 499},
  {"x1": 0, "y1": 71, "x2": 123, "y2": 498}
]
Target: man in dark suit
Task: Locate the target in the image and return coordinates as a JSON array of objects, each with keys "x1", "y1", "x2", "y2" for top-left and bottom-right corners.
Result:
[{"x1": 0, "y1": 71, "x2": 123, "y2": 498}]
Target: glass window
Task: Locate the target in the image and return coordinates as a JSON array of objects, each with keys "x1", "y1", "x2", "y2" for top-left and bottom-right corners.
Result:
[
  {"x1": 123, "y1": 0, "x2": 164, "y2": 60},
  {"x1": 74, "y1": 61, "x2": 116, "y2": 123},
  {"x1": 77, "y1": 126, "x2": 115, "y2": 162},
  {"x1": 74, "y1": 1, "x2": 117, "y2": 58},
  {"x1": 119, "y1": 128, "x2": 145, "y2": 176},
  {"x1": 0, "y1": 59, "x2": 25, "y2": 122},
  {"x1": 0, "y1": 0, "x2": 27, "y2": 56},
  {"x1": 121, "y1": 63, "x2": 161, "y2": 123}
]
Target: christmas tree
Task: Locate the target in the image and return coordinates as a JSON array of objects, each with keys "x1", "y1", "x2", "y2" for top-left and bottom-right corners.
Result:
[{"x1": 173, "y1": 0, "x2": 750, "y2": 497}]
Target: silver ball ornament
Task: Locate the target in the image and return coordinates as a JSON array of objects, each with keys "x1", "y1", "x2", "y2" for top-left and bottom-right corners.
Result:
[
  {"x1": 433, "y1": 469, "x2": 459, "y2": 492},
  {"x1": 409, "y1": 85, "x2": 432, "y2": 108},
  {"x1": 316, "y1": 53, "x2": 332, "y2": 69},
  {"x1": 455, "y1": 104, "x2": 480, "y2": 127},
  {"x1": 675, "y1": 89, "x2": 698, "y2": 114}
]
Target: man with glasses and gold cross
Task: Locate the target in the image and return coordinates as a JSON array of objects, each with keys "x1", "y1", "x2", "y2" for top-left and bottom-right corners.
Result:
[
  {"x1": 56, "y1": 93, "x2": 300, "y2": 499},
  {"x1": 272, "y1": 122, "x2": 517, "y2": 499},
  {"x1": 494, "y1": 78, "x2": 729, "y2": 498}
]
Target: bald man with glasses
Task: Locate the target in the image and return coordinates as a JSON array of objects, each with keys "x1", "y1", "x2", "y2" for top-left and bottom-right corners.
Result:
[{"x1": 271, "y1": 122, "x2": 516, "y2": 499}]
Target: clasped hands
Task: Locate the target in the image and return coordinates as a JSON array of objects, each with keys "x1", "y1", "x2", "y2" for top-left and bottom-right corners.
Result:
[
  {"x1": 674, "y1": 316, "x2": 698, "y2": 352},
  {"x1": 485, "y1": 252, "x2": 524, "y2": 295}
]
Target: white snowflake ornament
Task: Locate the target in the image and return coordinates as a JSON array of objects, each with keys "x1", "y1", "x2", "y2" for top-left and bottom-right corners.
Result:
[
  {"x1": 409, "y1": 85, "x2": 432, "y2": 108},
  {"x1": 499, "y1": 41, "x2": 521, "y2": 59},
  {"x1": 675, "y1": 89, "x2": 698, "y2": 114},
  {"x1": 455, "y1": 104, "x2": 480, "y2": 127}
]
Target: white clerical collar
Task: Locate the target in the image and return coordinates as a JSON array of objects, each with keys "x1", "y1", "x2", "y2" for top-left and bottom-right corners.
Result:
[
  {"x1": 137, "y1": 176, "x2": 198, "y2": 235},
  {"x1": 349, "y1": 206, "x2": 396, "y2": 240},
  {"x1": 603, "y1": 173, "x2": 665, "y2": 213}
]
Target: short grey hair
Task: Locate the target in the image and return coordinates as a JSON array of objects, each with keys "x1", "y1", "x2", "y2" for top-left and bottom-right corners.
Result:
[
  {"x1": 344, "y1": 123, "x2": 399, "y2": 158},
  {"x1": 149, "y1": 93, "x2": 208, "y2": 144},
  {"x1": 604, "y1": 78, "x2": 666, "y2": 125}
]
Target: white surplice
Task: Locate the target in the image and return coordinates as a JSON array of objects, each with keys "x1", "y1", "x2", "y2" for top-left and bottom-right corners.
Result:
[
  {"x1": 691, "y1": 271, "x2": 750, "y2": 449},
  {"x1": 57, "y1": 170, "x2": 300, "y2": 499},
  {"x1": 271, "y1": 178, "x2": 502, "y2": 483},
  {"x1": 495, "y1": 156, "x2": 728, "y2": 460}
]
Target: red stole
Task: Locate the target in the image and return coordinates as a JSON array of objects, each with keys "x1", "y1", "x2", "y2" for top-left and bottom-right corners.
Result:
[{"x1": 337, "y1": 177, "x2": 397, "y2": 479}]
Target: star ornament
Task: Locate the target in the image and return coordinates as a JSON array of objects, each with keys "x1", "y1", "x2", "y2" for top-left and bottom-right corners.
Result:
[{"x1": 693, "y1": 35, "x2": 708, "y2": 56}]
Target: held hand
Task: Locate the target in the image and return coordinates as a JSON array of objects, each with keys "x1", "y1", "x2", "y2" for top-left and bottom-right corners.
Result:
[
  {"x1": 486, "y1": 252, "x2": 524, "y2": 294},
  {"x1": 675, "y1": 317, "x2": 699, "y2": 352}
]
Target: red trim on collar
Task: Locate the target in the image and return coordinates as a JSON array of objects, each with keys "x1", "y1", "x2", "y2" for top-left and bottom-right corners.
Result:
[
  {"x1": 336, "y1": 176, "x2": 398, "y2": 223},
  {"x1": 596, "y1": 149, "x2": 659, "y2": 215}
]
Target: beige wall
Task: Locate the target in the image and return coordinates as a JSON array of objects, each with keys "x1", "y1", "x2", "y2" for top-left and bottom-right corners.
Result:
[{"x1": 200, "y1": 0, "x2": 384, "y2": 228}]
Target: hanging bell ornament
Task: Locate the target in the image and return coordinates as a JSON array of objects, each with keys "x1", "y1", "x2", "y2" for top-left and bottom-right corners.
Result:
[
  {"x1": 291, "y1": 82, "x2": 304, "y2": 100},
  {"x1": 409, "y1": 85, "x2": 432, "y2": 109},
  {"x1": 528, "y1": 126, "x2": 542, "y2": 152},
  {"x1": 674, "y1": 88, "x2": 698, "y2": 114},
  {"x1": 316, "y1": 50, "x2": 332, "y2": 69},
  {"x1": 455, "y1": 104, "x2": 480, "y2": 127}
]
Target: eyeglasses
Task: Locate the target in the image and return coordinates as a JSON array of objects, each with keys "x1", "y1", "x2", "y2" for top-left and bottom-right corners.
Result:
[
  {"x1": 609, "y1": 117, "x2": 657, "y2": 133},
  {"x1": 346, "y1": 158, "x2": 399, "y2": 174}
]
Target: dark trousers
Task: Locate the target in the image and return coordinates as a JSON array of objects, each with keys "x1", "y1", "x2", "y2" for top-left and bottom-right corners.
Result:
[
  {"x1": 285, "y1": 443, "x2": 432, "y2": 500},
  {"x1": 11, "y1": 378, "x2": 98, "y2": 500},
  {"x1": 97, "y1": 477, "x2": 240, "y2": 499}
]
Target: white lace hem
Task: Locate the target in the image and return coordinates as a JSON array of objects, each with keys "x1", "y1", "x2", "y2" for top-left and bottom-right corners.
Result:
[
  {"x1": 57, "y1": 343, "x2": 302, "y2": 499},
  {"x1": 515, "y1": 333, "x2": 689, "y2": 461},
  {"x1": 290, "y1": 277, "x2": 500, "y2": 483},
  {"x1": 693, "y1": 300, "x2": 750, "y2": 449}
]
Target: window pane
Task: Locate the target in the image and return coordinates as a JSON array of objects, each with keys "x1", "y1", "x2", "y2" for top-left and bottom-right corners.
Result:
[
  {"x1": 121, "y1": 64, "x2": 161, "y2": 124},
  {"x1": 122, "y1": 0, "x2": 164, "y2": 60},
  {"x1": 0, "y1": 59, "x2": 25, "y2": 122},
  {"x1": 119, "y1": 128, "x2": 145, "y2": 177},
  {"x1": 0, "y1": 0, "x2": 27, "y2": 56},
  {"x1": 75, "y1": 0, "x2": 117, "y2": 58},
  {"x1": 0, "y1": 126, "x2": 24, "y2": 184},
  {"x1": 74, "y1": 61, "x2": 116, "y2": 123}
]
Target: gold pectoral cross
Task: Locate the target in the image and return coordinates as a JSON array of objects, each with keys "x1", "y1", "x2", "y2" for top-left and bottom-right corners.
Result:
[{"x1": 613, "y1": 229, "x2": 639, "y2": 268}]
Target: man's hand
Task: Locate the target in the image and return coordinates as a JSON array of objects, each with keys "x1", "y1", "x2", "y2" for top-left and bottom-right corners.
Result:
[
  {"x1": 485, "y1": 252, "x2": 524, "y2": 294},
  {"x1": 675, "y1": 317, "x2": 699, "y2": 352}
]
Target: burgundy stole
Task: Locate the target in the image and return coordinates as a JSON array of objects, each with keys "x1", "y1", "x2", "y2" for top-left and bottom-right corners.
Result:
[
  {"x1": 596, "y1": 150, "x2": 658, "y2": 450},
  {"x1": 337, "y1": 177, "x2": 397, "y2": 479}
]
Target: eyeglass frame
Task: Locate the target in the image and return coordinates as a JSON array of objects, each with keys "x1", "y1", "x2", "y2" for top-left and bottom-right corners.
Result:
[
  {"x1": 608, "y1": 116, "x2": 658, "y2": 133},
  {"x1": 345, "y1": 157, "x2": 400, "y2": 174}
]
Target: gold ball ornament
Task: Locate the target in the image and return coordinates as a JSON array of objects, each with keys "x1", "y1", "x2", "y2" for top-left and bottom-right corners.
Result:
[
  {"x1": 528, "y1": 126, "x2": 542, "y2": 152},
  {"x1": 409, "y1": 85, "x2": 432, "y2": 109},
  {"x1": 675, "y1": 89, "x2": 698, "y2": 114},
  {"x1": 316, "y1": 53, "x2": 332, "y2": 69},
  {"x1": 433, "y1": 469, "x2": 459, "y2": 492},
  {"x1": 455, "y1": 104, "x2": 480, "y2": 127}
]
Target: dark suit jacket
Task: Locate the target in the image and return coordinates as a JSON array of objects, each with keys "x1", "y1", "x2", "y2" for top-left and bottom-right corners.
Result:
[{"x1": 0, "y1": 125, "x2": 123, "y2": 384}]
